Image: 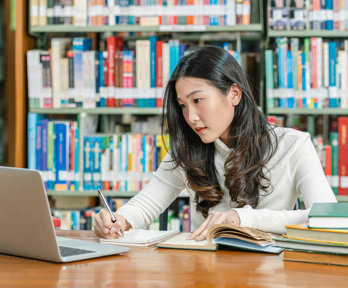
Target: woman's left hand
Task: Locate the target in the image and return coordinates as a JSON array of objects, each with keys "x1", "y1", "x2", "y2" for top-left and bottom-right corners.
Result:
[{"x1": 187, "y1": 210, "x2": 240, "y2": 241}]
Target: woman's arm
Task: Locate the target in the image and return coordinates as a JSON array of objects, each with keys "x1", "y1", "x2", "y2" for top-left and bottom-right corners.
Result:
[
  {"x1": 234, "y1": 133, "x2": 337, "y2": 234},
  {"x1": 115, "y1": 152, "x2": 186, "y2": 229}
]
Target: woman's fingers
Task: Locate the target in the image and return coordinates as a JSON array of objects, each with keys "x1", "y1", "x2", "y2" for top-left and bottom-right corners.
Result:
[{"x1": 187, "y1": 214, "x2": 213, "y2": 240}]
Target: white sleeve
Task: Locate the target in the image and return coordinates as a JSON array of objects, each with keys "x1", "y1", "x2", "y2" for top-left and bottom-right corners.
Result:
[
  {"x1": 115, "y1": 152, "x2": 186, "y2": 229},
  {"x1": 234, "y1": 133, "x2": 337, "y2": 234}
]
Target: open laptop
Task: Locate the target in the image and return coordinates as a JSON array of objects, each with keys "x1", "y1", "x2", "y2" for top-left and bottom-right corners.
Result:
[{"x1": 0, "y1": 166, "x2": 129, "y2": 262}]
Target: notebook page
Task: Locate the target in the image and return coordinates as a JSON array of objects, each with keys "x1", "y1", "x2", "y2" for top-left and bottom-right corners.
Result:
[{"x1": 100, "y1": 229, "x2": 180, "y2": 246}]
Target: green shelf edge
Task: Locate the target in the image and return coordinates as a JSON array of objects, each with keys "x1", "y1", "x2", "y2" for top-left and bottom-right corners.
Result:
[
  {"x1": 267, "y1": 108, "x2": 348, "y2": 115},
  {"x1": 30, "y1": 24, "x2": 262, "y2": 33},
  {"x1": 29, "y1": 107, "x2": 163, "y2": 115},
  {"x1": 268, "y1": 30, "x2": 348, "y2": 38},
  {"x1": 46, "y1": 190, "x2": 138, "y2": 197},
  {"x1": 46, "y1": 190, "x2": 189, "y2": 197}
]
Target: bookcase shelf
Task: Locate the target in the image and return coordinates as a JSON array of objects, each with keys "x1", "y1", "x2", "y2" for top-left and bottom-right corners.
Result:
[
  {"x1": 267, "y1": 108, "x2": 348, "y2": 115},
  {"x1": 47, "y1": 190, "x2": 138, "y2": 197},
  {"x1": 29, "y1": 107, "x2": 163, "y2": 115},
  {"x1": 47, "y1": 189, "x2": 189, "y2": 198},
  {"x1": 268, "y1": 30, "x2": 348, "y2": 38},
  {"x1": 30, "y1": 24, "x2": 263, "y2": 34}
]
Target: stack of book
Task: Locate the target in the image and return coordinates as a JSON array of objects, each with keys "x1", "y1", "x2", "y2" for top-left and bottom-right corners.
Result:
[{"x1": 276, "y1": 202, "x2": 348, "y2": 266}]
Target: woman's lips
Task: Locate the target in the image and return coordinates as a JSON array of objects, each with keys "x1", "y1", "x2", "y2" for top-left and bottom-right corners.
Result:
[{"x1": 195, "y1": 127, "x2": 207, "y2": 133}]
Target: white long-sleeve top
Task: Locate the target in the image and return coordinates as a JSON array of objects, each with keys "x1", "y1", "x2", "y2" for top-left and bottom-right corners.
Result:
[{"x1": 116, "y1": 127, "x2": 337, "y2": 234}]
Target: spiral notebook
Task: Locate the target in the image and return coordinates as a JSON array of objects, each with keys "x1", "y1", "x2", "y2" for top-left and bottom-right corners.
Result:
[{"x1": 100, "y1": 229, "x2": 180, "y2": 247}]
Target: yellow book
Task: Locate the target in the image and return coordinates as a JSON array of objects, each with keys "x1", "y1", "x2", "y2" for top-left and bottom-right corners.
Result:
[{"x1": 285, "y1": 223, "x2": 348, "y2": 244}]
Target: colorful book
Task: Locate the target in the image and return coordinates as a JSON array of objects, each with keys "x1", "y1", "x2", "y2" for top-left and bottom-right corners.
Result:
[
  {"x1": 285, "y1": 223, "x2": 348, "y2": 243},
  {"x1": 275, "y1": 236, "x2": 348, "y2": 254}
]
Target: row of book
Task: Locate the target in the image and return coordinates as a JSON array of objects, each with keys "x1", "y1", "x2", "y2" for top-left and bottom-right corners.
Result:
[
  {"x1": 28, "y1": 113, "x2": 170, "y2": 192},
  {"x1": 266, "y1": 37, "x2": 348, "y2": 109},
  {"x1": 28, "y1": 114, "x2": 81, "y2": 191},
  {"x1": 27, "y1": 37, "x2": 242, "y2": 109},
  {"x1": 83, "y1": 133, "x2": 170, "y2": 192},
  {"x1": 268, "y1": 115, "x2": 348, "y2": 196},
  {"x1": 269, "y1": 0, "x2": 348, "y2": 31},
  {"x1": 276, "y1": 202, "x2": 348, "y2": 266},
  {"x1": 30, "y1": 0, "x2": 256, "y2": 27}
]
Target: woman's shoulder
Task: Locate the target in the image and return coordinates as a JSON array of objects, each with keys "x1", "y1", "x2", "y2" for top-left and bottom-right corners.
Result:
[
  {"x1": 272, "y1": 126, "x2": 310, "y2": 145},
  {"x1": 267, "y1": 126, "x2": 311, "y2": 166}
]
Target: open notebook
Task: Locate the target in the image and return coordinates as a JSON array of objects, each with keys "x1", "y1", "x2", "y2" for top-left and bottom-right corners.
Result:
[{"x1": 100, "y1": 229, "x2": 180, "y2": 246}]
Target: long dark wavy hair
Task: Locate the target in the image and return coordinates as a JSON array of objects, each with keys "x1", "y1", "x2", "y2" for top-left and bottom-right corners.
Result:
[{"x1": 162, "y1": 45, "x2": 278, "y2": 218}]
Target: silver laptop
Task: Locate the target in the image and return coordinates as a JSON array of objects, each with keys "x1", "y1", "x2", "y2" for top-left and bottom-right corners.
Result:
[{"x1": 0, "y1": 166, "x2": 129, "y2": 262}]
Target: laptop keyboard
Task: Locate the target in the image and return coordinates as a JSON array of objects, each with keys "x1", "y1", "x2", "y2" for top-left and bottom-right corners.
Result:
[{"x1": 59, "y1": 246, "x2": 95, "y2": 257}]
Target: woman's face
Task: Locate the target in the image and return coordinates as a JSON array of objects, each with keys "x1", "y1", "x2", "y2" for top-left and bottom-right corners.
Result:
[{"x1": 175, "y1": 77, "x2": 241, "y2": 146}]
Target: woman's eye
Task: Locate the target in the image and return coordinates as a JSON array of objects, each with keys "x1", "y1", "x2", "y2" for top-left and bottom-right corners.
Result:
[{"x1": 193, "y1": 99, "x2": 201, "y2": 104}]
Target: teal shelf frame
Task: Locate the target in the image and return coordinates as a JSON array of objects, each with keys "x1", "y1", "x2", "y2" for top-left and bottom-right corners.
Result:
[
  {"x1": 268, "y1": 30, "x2": 348, "y2": 38},
  {"x1": 46, "y1": 190, "x2": 190, "y2": 198},
  {"x1": 29, "y1": 107, "x2": 163, "y2": 115},
  {"x1": 30, "y1": 24, "x2": 263, "y2": 34},
  {"x1": 46, "y1": 190, "x2": 138, "y2": 197},
  {"x1": 267, "y1": 108, "x2": 348, "y2": 115}
]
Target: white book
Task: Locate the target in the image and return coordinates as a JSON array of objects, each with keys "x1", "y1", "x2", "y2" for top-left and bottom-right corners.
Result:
[
  {"x1": 51, "y1": 38, "x2": 72, "y2": 108},
  {"x1": 27, "y1": 50, "x2": 44, "y2": 108},
  {"x1": 162, "y1": 43, "x2": 170, "y2": 89},
  {"x1": 100, "y1": 229, "x2": 180, "y2": 247}
]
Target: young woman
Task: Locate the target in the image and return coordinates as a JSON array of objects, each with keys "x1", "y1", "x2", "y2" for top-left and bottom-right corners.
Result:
[{"x1": 93, "y1": 45, "x2": 336, "y2": 240}]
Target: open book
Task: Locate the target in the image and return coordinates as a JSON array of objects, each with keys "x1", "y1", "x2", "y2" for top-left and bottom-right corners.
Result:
[
  {"x1": 156, "y1": 224, "x2": 283, "y2": 254},
  {"x1": 100, "y1": 229, "x2": 180, "y2": 247}
]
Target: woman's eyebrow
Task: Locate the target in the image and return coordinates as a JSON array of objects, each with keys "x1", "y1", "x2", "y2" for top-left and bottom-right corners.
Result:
[{"x1": 177, "y1": 90, "x2": 204, "y2": 101}]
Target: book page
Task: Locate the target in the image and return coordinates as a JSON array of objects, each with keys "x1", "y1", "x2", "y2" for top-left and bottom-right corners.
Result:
[{"x1": 156, "y1": 233, "x2": 217, "y2": 250}]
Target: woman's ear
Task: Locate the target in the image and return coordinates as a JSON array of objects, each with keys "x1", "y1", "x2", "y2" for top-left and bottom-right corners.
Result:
[{"x1": 229, "y1": 84, "x2": 242, "y2": 106}]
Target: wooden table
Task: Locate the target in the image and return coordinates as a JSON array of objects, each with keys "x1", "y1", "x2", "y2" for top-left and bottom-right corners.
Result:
[{"x1": 0, "y1": 230, "x2": 347, "y2": 287}]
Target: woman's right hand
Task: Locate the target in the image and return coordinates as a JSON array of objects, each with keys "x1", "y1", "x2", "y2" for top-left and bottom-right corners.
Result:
[{"x1": 93, "y1": 209, "x2": 130, "y2": 239}]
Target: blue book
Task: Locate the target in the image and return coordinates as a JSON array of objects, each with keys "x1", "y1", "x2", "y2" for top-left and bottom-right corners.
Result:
[
  {"x1": 83, "y1": 136, "x2": 93, "y2": 191},
  {"x1": 286, "y1": 51, "x2": 294, "y2": 108},
  {"x1": 92, "y1": 136, "x2": 103, "y2": 190},
  {"x1": 98, "y1": 51, "x2": 106, "y2": 107},
  {"x1": 326, "y1": 0, "x2": 333, "y2": 30},
  {"x1": 149, "y1": 36, "x2": 157, "y2": 107},
  {"x1": 41, "y1": 119, "x2": 49, "y2": 188},
  {"x1": 169, "y1": 40, "x2": 180, "y2": 78},
  {"x1": 47, "y1": 121, "x2": 55, "y2": 190},
  {"x1": 54, "y1": 122, "x2": 69, "y2": 191},
  {"x1": 301, "y1": 51, "x2": 307, "y2": 108},
  {"x1": 328, "y1": 41, "x2": 338, "y2": 108},
  {"x1": 74, "y1": 125, "x2": 80, "y2": 190},
  {"x1": 28, "y1": 113, "x2": 42, "y2": 170},
  {"x1": 36, "y1": 120, "x2": 43, "y2": 171},
  {"x1": 265, "y1": 50, "x2": 274, "y2": 109}
]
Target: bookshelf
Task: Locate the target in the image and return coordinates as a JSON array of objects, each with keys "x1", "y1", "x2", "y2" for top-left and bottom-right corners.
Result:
[
  {"x1": 265, "y1": 0, "x2": 348, "y2": 201},
  {"x1": 29, "y1": 107, "x2": 163, "y2": 115},
  {"x1": 27, "y1": 1, "x2": 266, "y2": 230}
]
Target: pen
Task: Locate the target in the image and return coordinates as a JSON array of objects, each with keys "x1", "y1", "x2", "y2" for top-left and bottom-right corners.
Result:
[{"x1": 97, "y1": 189, "x2": 123, "y2": 237}]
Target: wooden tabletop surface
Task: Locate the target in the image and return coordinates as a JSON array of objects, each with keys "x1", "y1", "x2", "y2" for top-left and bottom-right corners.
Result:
[{"x1": 0, "y1": 230, "x2": 347, "y2": 287}]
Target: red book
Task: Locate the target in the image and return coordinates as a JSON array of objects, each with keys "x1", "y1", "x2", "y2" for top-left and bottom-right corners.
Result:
[
  {"x1": 156, "y1": 40, "x2": 163, "y2": 88},
  {"x1": 186, "y1": 0, "x2": 194, "y2": 25},
  {"x1": 338, "y1": 117, "x2": 348, "y2": 195},
  {"x1": 52, "y1": 216, "x2": 61, "y2": 229},
  {"x1": 107, "y1": 36, "x2": 116, "y2": 107}
]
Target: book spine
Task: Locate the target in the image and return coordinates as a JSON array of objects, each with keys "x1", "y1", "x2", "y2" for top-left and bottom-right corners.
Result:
[{"x1": 338, "y1": 117, "x2": 348, "y2": 195}]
